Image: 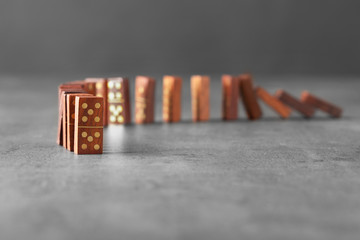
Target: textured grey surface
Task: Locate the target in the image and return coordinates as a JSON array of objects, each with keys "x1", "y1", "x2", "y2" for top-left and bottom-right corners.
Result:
[{"x1": 0, "y1": 75, "x2": 360, "y2": 240}]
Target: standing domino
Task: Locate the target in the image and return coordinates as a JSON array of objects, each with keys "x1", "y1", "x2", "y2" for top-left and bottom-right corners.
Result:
[
  {"x1": 163, "y1": 76, "x2": 182, "y2": 123},
  {"x1": 222, "y1": 75, "x2": 239, "y2": 121},
  {"x1": 74, "y1": 96, "x2": 104, "y2": 154},
  {"x1": 66, "y1": 93, "x2": 92, "y2": 151},
  {"x1": 107, "y1": 77, "x2": 131, "y2": 124},
  {"x1": 85, "y1": 78, "x2": 109, "y2": 125},
  {"x1": 191, "y1": 75, "x2": 210, "y2": 122},
  {"x1": 135, "y1": 76, "x2": 156, "y2": 124}
]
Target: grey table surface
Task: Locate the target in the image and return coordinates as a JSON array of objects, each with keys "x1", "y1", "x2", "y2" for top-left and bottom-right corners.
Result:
[{"x1": 0, "y1": 75, "x2": 359, "y2": 240}]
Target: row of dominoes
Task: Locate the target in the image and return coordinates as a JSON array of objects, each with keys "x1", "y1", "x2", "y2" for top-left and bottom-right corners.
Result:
[{"x1": 57, "y1": 74, "x2": 342, "y2": 154}]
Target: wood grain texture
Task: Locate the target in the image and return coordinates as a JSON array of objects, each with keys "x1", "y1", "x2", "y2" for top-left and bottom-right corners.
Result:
[
  {"x1": 222, "y1": 75, "x2": 238, "y2": 120},
  {"x1": 275, "y1": 89, "x2": 315, "y2": 118},
  {"x1": 107, "y1": 77, "x2": 131, "y2": 125},
  {"x1": 85, "y1": 78, "x2": 109, "y2": 126},
  {"x1": 163, "y1": 76, "x2": 182, "y2": 123},
  {"x1": 191, "y1": 75, "x2": 210, "y2": 122},
  {"x1": 66, "y1": 93, "x2": 92, "y2": 151},
  {"x1": 135, "y1": 76, "x2": 156, "y2": 124},
  {"x1": 256, "y1": 87, "x2": 292, "y2": 119},
  {"x1": 300, "y1": 91, "x2": 342, "y2": 118},
  {"x1": 74, "y1": 96, "x2": 104, "y2": 154},
  {"x1": 238, "y1": 74, "x2": 262, "y2": 120}
]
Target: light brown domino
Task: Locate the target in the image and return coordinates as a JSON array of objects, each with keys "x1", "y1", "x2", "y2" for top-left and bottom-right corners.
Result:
[
  {"x1": 191, "y1": 75, "x2": 210, "y2": 122},
  {"x1": 163, "y1": 76, "x2": 182, "y2": 123},
  {"x1": 135, "y1": 76, "x2": 156, "y2": 124},
  {"x1": 255, "y1": 87, "x2": 292, "y2": 119},
  {"x1": 222, "y1": 75, "x2": 239, "y2": 120}
]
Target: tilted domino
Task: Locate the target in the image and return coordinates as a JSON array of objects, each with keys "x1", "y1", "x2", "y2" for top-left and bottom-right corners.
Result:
[
  {"x1": 238, "y1": 74, "x2": 262, "y2": 120},
  {"x1": 255, "y1": 87, "x2": 292, "y2": 119}
]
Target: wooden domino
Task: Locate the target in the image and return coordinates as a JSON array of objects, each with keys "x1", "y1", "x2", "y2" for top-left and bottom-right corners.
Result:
[
  {"x1": 135, "y1": 76, "x2": 156, "y2": 124},
  {"x1": 62, "y1": 93, "x2": 68, "y2": 148},
  {"x1": 85, "y1": 78, "x2": 109, "y2": 126},
  {"x1": 74, "y1": 96, "x2": 104, "y2": 154},
  {"x1": 163, "y1": 76, "x2": 182, "y2": 123},
  {"x1": 57, "y1": 85, "x2": 85, "y2": 146},
  {"x1": 84, "y1": 82, "x2": 96, "y2": 95},
  {"x1": 222, "y1": 75, "x2": 238, "y2": 120},
  {"x1": 62, "y1": 91, "x2": 89, "y2": 148},
  {"x1": 63, "y1": 80, "x2": 86, "y2": 85},
  {"x1": 55, "y1": 76, "x2": 344, "y2": 155},
  {"x1": 300, "y1": 91, "x2": 342, "y2": 118},
  {"x1": 64, "y1": 80, "x2": 95, "y2": 95},
  {"x1": 191, "y1": 75, "x2": 210, "y2": 122},
  {"x1": 238, "y1": 74, "x2": 262, "y2": 120},
  {"x1": 66, "y1": 93, "x2": 92, "y2": 151},
  {"x1": 255, "y1": 87, "x2": 292, "y2": 119},
  {"x1": 107, "y1": 77, "x2": 131, "y2": 124},
  {"x1": 58, "y1": 83, "x2": 85, "y2": 106},
  {"x1": 275, "y1": 89, "x2": 315, "y2": 118}
]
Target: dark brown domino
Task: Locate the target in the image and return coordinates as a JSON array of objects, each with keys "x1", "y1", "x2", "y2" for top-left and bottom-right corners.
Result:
[
  {"x1": 62, "y1": 91, "x2": 89, "y2": 148},
  {"x1": 163, "y1": 76, "x2": 182, "y2": 123},
  {"x1": 84, "y1": 82, "x2": 96, "y2": 95},
  {"x1": 58, "y1": 83, "x2": 84, "y2": 108},
  {"x1": 62, "y1": 93, "x2": 68, "y2": 148},
  {"x1": 108, "y1": 78, "x2": 131, "y2": 124},
  {"x1": 238, "y1": 74, "x2": 262, "y2": 120},
  {"x1": 66, "y1": 93, "x2": 92, "y2": 151},
  {"x1": 300, "y1": 91, "x2": 342, "y2": 118},
  {"x1": 222, "y1": 75, "x2": 238, "y2": 120},
  {"x1": 74, "y1": 96, "x2": 104, "y2": 154},
  {"x1": 57, "y1": 85, "x2": 85, "y2": 145},
  {"x1": 135, "y1": 76, "x2": 156, "y2": 124},
  {"x1": 63, "y1": 81, "x2": 86, "y2": 87},
  {"x1": 191, "y1": 75, "x2": 210, "y2": 122},
  {"x1": 85, "y1": 78, "x2": 109, "y2": 126},
  {"x1": 255, "y1": 87, "x2": 292, "y2": 119},
  {"x1": 275, "y1": 89, "x2": 315, "y2": 118}
]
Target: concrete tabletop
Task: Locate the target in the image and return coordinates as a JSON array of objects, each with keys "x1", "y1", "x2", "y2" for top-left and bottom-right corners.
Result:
[{"x1": 0, "y1": 75, "x2": 359, "y2": 240}]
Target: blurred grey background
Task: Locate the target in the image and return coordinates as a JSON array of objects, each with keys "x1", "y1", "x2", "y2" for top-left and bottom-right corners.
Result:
[{"x1": 1, "y1": 0, "x2": 360, "y2": 76}]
